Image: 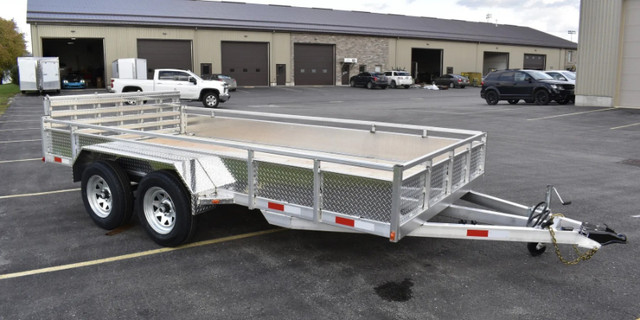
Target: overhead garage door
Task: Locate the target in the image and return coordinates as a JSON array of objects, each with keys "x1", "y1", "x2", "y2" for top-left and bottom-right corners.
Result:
[
  {"x1": 221, "y1": 42, "x2": 269, "y2": 86},
  {"x1": 618, "y1": 0, "x2": 640, "y2": 107},
  {"x1": 523, "y1": 54, "x2": 546, "y2": 70},
  {"x1": 137, "y1": 40, "x2": 192, "y2": 79},
  {"x1": 294, "y1": 44, "x2": 334, "y2": 86},
  {"x1": 483, "y1": 52, "x2": 509, "y2": 75}
]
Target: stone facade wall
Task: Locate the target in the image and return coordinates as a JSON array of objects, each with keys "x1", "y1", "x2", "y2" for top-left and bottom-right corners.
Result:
[{"x1": 291, "y1": 33, "x2": 389, "y2": 85}]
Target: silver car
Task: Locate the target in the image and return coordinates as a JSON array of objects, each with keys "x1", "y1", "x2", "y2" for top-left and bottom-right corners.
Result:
[
  {"x1": 202, "y1": 74, "x2": 237, "y2": 91},
  {"x1": 545, "y1": 70, "x2": 576, "y2": 85}
]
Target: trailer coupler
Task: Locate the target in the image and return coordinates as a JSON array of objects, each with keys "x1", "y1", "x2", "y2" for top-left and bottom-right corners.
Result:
[{"x1": 580, "y1": 222, "x2": 627, "y2": 246}]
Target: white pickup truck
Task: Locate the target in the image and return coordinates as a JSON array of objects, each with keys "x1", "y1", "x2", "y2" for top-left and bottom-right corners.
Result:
[{"x1": 110, "y1": 69, "x2": 230, "y2": 108}]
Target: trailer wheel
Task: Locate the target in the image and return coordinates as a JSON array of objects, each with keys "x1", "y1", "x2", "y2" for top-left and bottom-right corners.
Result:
[
  {"x1": 527, "y1": 242, "x2": 547, "y2": 256},
  {"x1": 202, "y1": 92, "x2": 219, "y2": 108},
  {"x1": 81, "y1": 161, "x2": 133, "y2": 230},
  {"x1": 136, "y1": 170, "x2": 196, "y2": 246}
]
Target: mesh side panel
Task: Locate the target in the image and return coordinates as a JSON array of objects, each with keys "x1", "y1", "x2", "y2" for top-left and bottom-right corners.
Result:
[
  {"x1": 400, "y1": 171, "x2": 426, "y2": 223},
  {"x1": 470, "y1": 145, "x2": 484, "y2": 178},
  {"x1": 323, "y1": 172, "x2": 392, "y2": 223},
  {"x1": 220, "y1": 158, "x2": 248, "y2": 192},
  {"x1": 255, "y1": 162, "x2": 314, "y2": 207},
  {"x1": 451, "y1": 152, "x2": 468, "y2": 190},
  {"x1": 429, "y1": 162, "x2": 447, "y2": 202},
  {"x1": 51, "y1": 131, "x2": 72, "y2": 157}
]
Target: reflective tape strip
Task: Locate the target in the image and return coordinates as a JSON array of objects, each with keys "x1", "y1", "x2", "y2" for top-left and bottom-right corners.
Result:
[
  {"x1": 467, "y1": 229, "x2": 510, "y2": 238},
  {"x1": 267, "y1": 202, "x2": 302, "y2": 216},
  {"x1": 354, "y1": 220, "x2": 375, "y2": 232},
  {"x1": 335, "y1": 217, "x2": 375, "y2": 232},
  {"x1": 335, "y1": 216, "x2": 354, "y2": 227},
  {"x1": 268, "y1": 202, "x2": 285, "y2": 211},
  {"x1": 467, "y1": 229, "x2": 489, "y2": 237}
]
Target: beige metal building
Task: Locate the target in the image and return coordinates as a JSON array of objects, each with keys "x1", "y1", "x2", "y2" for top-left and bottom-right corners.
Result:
[
  {"x1": 576, "y1": 0, "x2": 639, "y2": 108},
  {"x1": 27, "y1": 0, "x2": 577, "y2": 89}
]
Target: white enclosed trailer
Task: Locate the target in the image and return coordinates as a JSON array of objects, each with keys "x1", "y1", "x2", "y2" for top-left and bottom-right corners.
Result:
[
  {"x1": 17, "y1": 57, "x2": 60, "y2": 93},
  {"x1": 17, "y1": 57, "x2": 38, "y2": 92},
  {"x1": 38, "y1": 57, "x2": 61, "y2": 92},
  {"x1": 112, "y1": 58, "x2": 147, "y2": 80},
  {"x1": 40, "y1": 92, "x2": 625, "y2": 259}
]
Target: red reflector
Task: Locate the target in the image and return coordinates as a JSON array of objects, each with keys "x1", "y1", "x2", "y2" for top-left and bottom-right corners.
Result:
[
  {"x1": 268, "y1": 202, "x2": 284, "y2": 211},
  {"x1": 467, "y1": 230, "x2": 489, "y2": 237},
  {"x1": 42, "y1": 157, "x2": 45, "y2": 162},
  {"x1": 54, "y1": 157, "x2": 62, "y2": 163},
  {"x1": 335, "y1": 217, "x2": 355, "y2": 227}
]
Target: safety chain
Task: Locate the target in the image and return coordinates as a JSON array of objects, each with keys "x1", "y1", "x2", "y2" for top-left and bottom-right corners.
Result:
[{"x1": 547, "y1": 214, "x2": 599, "y2": 265}]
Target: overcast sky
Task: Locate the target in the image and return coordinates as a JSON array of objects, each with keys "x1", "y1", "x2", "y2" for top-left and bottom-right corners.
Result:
[{"x1": 1, "y1": 0, "x2": 580, "y2": 53}]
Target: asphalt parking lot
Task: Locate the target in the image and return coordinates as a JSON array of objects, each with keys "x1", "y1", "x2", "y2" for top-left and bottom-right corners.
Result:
[{"x1": 1, "y1": 86, "x2": 639, "y2": 319}]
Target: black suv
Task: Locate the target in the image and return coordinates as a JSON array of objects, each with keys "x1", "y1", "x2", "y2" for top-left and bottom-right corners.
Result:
[{"x1": 481, "y1": 69, "x2": 574, "y2": 105}]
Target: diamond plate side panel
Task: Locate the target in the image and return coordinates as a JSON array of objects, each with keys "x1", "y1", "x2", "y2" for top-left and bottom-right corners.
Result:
[
  {"x1": 323, "y1": 172, "x2": 392, "y2": 223},
  {"x1": 51, "y1": 131, "x2": 72, "y2": 157},
  {"x1": 255, "y1": 161, "x2": 314, "y2": 207},
  {"x1": 221, "y1": 158, "x2": 248, "y2": 192}
]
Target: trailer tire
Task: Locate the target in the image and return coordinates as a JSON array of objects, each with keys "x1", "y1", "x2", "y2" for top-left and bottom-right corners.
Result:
[
  {"x1": 136, "y1": 170, "x2": 196, "y2": 247},
  {"x1": 202, "y1": 92, "x2": 219, "y2": 108},
  {"x1": 527, "y1": 242, "x2": 547, "y2": 256},
  {"x1": 81, "y1": 161, "x2": 133, "y2": 230}
]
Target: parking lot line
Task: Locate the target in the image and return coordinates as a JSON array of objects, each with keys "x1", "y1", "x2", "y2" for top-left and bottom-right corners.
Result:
[
  {"x1": 0, "y1": 188, "x2": 81, "y2": 200},
  {"x1": 0, "y1": 228, "x2": 284, "y2": 280},
  {"x1": 0, "y1": 128, "x2": 40, "y2": 132},
  {"x1": 527, "y1": 107, "x2": 616, "y2": 121},
  {"x1": 0, "y1": 158, "x2": 41, "y2": 164},
  {"x1": 0, "y1": 120, "x2": 41, "y2": 123},
  {"x1": 0, "y1": 139, "x2": 42, "y2": 144},
  {"x1": 611, "y1": 122, "x2": 640, "y2": 130}
]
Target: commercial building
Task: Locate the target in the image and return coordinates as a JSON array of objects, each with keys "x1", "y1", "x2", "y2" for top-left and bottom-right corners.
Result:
[
  {"x1": 576, "y1": 0, "x2": 639, "y2": 108},
  {"x1": 26, "y1": 0, "x2": 577, "y2": 88}
]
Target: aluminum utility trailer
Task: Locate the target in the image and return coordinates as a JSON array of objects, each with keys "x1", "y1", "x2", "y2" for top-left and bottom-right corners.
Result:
[{"x1": 41, "y1": 92, "x2": 625, "y2": 258}]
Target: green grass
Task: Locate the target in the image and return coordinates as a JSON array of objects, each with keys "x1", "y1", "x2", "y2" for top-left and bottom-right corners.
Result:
[
  {"x1": 0, "y1": 84, "x2": 20, "y2": 116},
  {"x1": 0, "y1": 83, "x2": 20, "y2": 115}
]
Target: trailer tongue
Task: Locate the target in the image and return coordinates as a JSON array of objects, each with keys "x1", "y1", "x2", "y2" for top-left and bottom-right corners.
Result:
[{"x1": 41, "y1": 91, "x2": 625, "y2": 261}]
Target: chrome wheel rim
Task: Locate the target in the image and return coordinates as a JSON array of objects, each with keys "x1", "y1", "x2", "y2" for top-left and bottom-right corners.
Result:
[
  {"x1": 143, "y1": 187, "x2": 176, "y2": 235},
  {"x1": 205, "y1": 94, "x2": 217, "y2": 107},
  {"x1": 87, "y1": 175, "x2": 112, "y2": 218}
]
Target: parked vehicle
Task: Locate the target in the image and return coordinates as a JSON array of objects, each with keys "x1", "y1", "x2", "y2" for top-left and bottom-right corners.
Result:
[
  {"x1": 545, "y1": 70, "x2": 576, "y2": 85},
  {"x1": 40, "y1": 91, "x2": 626, "y2": 254},
  {"x1": 202, "y1": 74, "x2": 237, "y2": 91},
  {"x1": 110, "y1": 68, "x2": 230, "y2": 108},
  {"x1": 349, "y1": 72, "x2": 387, "y2": 89},
  {"x1": 384, "y1": 70, "x2": 413, "y2": 89},
  {"x1": 62, "y1": 73, "x2": 86, "y2": 89},
  {"x1": 433, "y1": 74, "x2": 470, "y2": 88},
  {"x1": 481, "y1": 69, "x2": 575, "y2": 105},
  {"x1": 17, "y1": 57, "x2": 61, "y2": 94}
]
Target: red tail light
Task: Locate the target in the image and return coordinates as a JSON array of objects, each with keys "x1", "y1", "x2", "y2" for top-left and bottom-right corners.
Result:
[{"x1": 373, "y1": 77, "x2": 378, "y2": 81}]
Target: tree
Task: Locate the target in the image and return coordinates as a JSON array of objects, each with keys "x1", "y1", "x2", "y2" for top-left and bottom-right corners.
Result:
[{"x1": 0, "y1": 18, "x2": 27, "y2": 84}]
